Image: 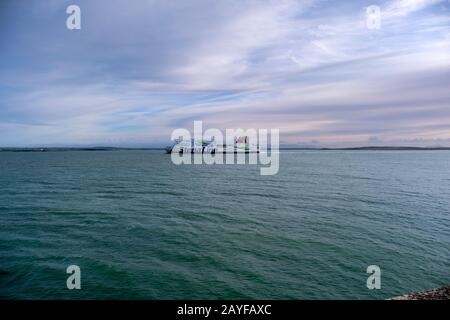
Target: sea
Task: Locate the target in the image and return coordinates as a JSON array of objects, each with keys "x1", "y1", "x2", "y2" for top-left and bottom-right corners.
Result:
[{"x1": 0, "y1": 150, "x2": 449, "y2": 299}]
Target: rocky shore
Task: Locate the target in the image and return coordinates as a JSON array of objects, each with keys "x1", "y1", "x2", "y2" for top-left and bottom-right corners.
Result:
[{"x1": 390, "y1": 285, "x2": 450, "y2": 300}]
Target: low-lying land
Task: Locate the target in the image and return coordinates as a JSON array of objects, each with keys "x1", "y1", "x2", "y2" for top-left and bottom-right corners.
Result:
[{"x1": 1, "y1": 146, "x2": 450, "y2": 152}]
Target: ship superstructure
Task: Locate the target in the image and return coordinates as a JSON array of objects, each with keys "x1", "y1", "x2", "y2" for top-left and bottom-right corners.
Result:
[{"x1": 165, "y1": 136, "x2": 258, "y2": 154}]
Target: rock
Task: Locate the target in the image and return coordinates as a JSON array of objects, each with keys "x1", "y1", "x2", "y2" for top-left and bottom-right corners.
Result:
[{"x1": 389, "y1": 285, "x2": 450, "y2": 300}]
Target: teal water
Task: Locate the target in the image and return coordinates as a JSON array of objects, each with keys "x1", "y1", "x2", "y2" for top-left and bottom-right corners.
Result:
[{"x1": 0, "y1": 150, "x2": 449, "y2": 299}]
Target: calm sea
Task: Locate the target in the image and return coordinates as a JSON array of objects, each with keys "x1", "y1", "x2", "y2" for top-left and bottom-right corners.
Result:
[{"x1": 0, "y1": 150, "x2": 449, "y2": 299}]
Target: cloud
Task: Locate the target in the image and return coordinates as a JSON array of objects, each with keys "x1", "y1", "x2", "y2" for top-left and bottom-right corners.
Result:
[
  {"x1": 0, "y1": 0, "x2": 449, "y2": 147},
  {"x1": 383, "y1": 0, "x2": 444, "y2": 18}
]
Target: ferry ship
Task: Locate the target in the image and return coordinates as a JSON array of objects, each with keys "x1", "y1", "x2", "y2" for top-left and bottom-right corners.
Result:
[{"x1": 165, "y1": 136, "x2": 259, "y2": 154}]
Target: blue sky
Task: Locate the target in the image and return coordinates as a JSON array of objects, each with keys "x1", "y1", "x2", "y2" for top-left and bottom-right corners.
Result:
[{"x1": 0, "y1": 0, "x2": 449, "y2": 147}]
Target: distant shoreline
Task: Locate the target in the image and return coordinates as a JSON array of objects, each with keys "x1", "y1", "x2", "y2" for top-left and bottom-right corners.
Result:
[
  {"x1": 283, "y1": 146, "x2": 450, "y2": 151},
  {"x1": 0, "y1": 147, "x2": 161, "y2": 152},
  {"x1": 1, "y1": 146, "x2": 450, "y2": 152}
]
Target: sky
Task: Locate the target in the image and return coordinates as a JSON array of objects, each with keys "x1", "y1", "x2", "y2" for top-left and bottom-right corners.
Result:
[{"x1": 0, "y1": 0, "x2": 449, "y2": 147}]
